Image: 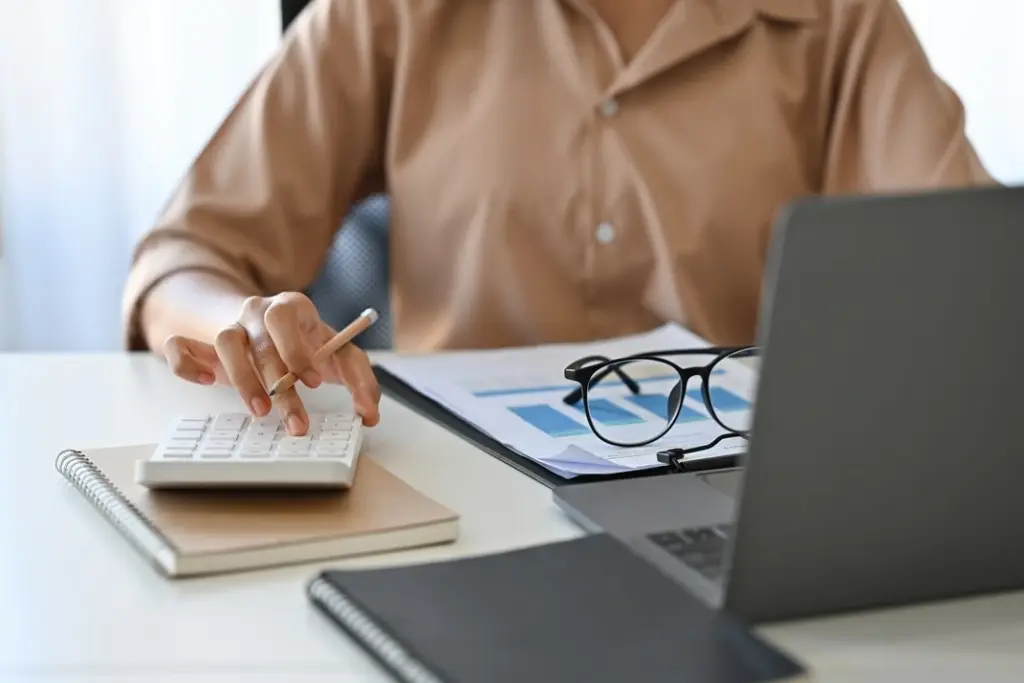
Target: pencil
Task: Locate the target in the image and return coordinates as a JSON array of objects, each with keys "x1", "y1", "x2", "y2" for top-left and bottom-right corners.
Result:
[{"x1": 267, "y1": 307, "x2": 379, "y2": 397}]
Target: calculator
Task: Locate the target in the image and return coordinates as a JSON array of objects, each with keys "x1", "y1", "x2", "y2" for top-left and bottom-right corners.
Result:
[{"x1": 134, "y1": 412, "x2": 364, "y2": 489}]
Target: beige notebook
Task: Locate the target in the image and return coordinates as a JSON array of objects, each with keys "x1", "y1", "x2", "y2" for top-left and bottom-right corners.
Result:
[{"x1": 55, "y1": 444, "x2": 459, "y2": 577}]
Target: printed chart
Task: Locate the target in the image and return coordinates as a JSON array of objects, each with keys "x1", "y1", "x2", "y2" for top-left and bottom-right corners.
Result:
[{"x1": 486, "y1": 385, "x2": 748, "y2": 439}]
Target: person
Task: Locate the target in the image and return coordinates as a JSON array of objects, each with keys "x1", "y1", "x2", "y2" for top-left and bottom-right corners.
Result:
[{"x1": 123, "y1": 0, "x2": 994, "y2": 436}]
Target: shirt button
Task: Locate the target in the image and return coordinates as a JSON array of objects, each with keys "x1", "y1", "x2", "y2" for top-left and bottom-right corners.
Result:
[
  {"x1": 595, "y1": 222, "x2": 616, "y2": 244},
  {"x1": 598, "y1": 98, "x2": 619, "y2": 117}
]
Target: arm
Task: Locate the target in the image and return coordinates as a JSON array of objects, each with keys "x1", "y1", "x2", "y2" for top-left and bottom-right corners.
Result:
[
  {"x1": 820, "y1": 0, "x2": 995, "y2": 192},
  {"x1": 123, "y1": 0, "x2": 393, "y2": 353}
]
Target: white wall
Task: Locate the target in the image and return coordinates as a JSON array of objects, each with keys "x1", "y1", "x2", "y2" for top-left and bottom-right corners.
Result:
[
  {"x1": 0, "y1": 0, "x2": 281, "y2": 351},
  {"x1": 899, "y1": 0, "x2": 1024, "y2": 184},
  {"x1": 0, "y1": 112, "x2": 9, "y2": 352}
]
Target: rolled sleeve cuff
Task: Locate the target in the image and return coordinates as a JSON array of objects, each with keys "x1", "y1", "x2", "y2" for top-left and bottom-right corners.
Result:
[{"x1": 121, "y1": 238, "x2": 258, "y2": 351}]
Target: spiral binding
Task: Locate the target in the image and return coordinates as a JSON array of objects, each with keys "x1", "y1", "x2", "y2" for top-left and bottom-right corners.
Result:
[
  {"x1": 54, "y1": 449, "x2": 173, "y2": 568},
  {"x1": 308, "y1": 576, "x2": 443, "y2": 683}
]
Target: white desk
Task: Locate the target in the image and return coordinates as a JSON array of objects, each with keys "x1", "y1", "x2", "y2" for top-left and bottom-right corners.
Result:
[{"x1": 2, "y1": 353, "x2": 1023, "y2": 682}]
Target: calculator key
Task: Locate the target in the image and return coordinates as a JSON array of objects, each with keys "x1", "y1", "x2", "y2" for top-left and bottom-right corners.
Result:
[
  {"x1": 205, "y1": 439, "x2": 238, "y2": 449},
  {"x1": 318, "y1": 439, "x2": 350, "y2": 450},
  {"x1": 199, "y1": 448, "x2": 233, "y2": 458},
  {"x1": 212, "y1": 414, "x2": 247, "y2": 430},
  {"x1": 209, "y1": 430, "x2": 240, "y2": 440},
  {"x1": 320, "y1": 430, "x2": 350, "y2": 440},
  {"x1": 161, "y1": 448, "x2": 195, "y2": 458},
  {"x1": 172, "y1": 423, "x2": 206, "y2": 435},
  {"x1": 240, "y1": 448, "x2": 272, "y2": 458},
  {"x1": 166, "y1": 437, "x2": 199, "y2": 447},
  {"x1": 314, "y1": 445, "x2": 347, "y2": 457}
]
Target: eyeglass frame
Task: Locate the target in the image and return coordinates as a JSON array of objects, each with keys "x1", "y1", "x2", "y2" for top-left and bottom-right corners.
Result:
[{"x1": 562, "y1": 345, "x2": 758, "y2": 466}]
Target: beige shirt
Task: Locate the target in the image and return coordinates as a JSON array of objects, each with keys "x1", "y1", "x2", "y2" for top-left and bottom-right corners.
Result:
[{"x1": 123, "y1": 0, "x2": 993, "y2": 352}]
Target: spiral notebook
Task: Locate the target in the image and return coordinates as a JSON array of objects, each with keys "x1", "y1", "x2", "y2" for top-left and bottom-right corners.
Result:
[
  {"x1": 307, "y1": 534, "x2": 807, "y2": 683},
  {"x1": 55, "y1": 444, "x2": 459, "y2": 577}
]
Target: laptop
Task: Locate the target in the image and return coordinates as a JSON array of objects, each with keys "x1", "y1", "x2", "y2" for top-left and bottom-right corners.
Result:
[{"x1": 554, "y1": 184, "x2": 1024, "y2": 624}]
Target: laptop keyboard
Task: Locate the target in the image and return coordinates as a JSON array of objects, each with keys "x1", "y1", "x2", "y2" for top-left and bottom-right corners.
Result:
[{"x1": 646, "y1": 524, "x2": 734, "y2": 582}]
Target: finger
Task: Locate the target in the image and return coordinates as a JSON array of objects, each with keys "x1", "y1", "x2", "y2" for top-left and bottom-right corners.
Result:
[
  {"x1": 214, "y1": 324, "x2": 272, "y2": 417},
  {"x1": 163, "y1": 336, "x2": 217, "y2": 385},
  {"x1": 335, "y1": 346, "x2": 381, "y2": 426},
  {"x1": 185, "y1": 340, "x2": 232, "y2": 386},
  {"x1": 264, "y1": 296, "x2": 322, "y2": 388},
  {"x1": 247, "y1": 332, "x2": 310, "y2": 435}
]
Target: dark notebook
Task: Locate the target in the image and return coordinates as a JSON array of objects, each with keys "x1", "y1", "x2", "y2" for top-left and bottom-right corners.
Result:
[{"x1": 307, "y1": 534, "x2": 806, "y2": 683}]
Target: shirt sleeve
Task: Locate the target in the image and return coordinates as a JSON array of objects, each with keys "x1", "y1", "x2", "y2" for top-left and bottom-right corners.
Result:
[
  {"x1": 821, "y1": 0, "x2": 995, "y2": 193},
  {"x1": 121, "y1": 0, "x2": 392, "y2": 350}
]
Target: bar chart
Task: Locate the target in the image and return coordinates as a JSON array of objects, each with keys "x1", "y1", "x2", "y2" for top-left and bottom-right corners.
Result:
[{"x1": 503, "y1": 387, "x2": 750, "y2": 439}]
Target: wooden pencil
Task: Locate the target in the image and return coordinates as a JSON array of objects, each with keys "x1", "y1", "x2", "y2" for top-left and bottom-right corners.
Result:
[{"x1": 267, "y1": 307, "x2": 379, "y2": 397}]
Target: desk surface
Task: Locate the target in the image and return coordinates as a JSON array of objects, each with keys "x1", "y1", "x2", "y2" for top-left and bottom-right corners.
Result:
[{"x1": 2, "y1": 353, "x2": 1023, "y2": 682}]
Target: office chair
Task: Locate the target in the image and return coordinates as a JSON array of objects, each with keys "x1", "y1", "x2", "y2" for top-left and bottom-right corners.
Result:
[{"x1": 281, "y1": 0, "x2": 393, "y2": 349}]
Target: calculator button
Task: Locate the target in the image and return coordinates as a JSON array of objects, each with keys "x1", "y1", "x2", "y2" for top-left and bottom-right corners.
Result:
[
  {"x1": 173, "y1": 424, "x2": 206, "y2": 435},
  {"x1": 320, "y1": 430, "x2": 351, "y2": 440},
  {"x1": 315, "y1": 445, "x2": 347, "y2": 457},
  {"x1": 205, "y1": 439, "x2": 238, "y2": 449},
  {"x1": 240, "y1": 448, "x2": 272, "y2": 458},
  {"x1": 209, "y1": 430, "x2": 240, "y2": 440},
  {"x1": 318, "y1": 439, "x2": 350, "y2": 450},
  {"x1": 161, "y1": 448, "x2": 195, "y2": 458},
  {"x1": 212, "y1": 414, "x2": 247, "y2": 430},
  {"x1": 199, "y1": 448, "x2": 233, "y2": 458}
]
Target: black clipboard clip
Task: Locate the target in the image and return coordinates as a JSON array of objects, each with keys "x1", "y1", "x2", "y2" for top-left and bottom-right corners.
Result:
[{"x1": 656, "y1": 448, "x2": 740, "y2": 473}]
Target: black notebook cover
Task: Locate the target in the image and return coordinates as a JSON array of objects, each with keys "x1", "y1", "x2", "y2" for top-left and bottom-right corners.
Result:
[
  {"x1": 307, "y1": 534, "x2": 806, "y2": 683},
  {"x1": 374, "y1": 366, "x2": 671, "y2": 489}
]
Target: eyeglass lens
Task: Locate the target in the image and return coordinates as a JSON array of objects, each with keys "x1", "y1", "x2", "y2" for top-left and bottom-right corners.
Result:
[
  {"x1": 706, "y1": 348, "x2": 758, "y2": 433},
  {"x1": 584, "y1": 358, "x2": 686, "y2": 445}
]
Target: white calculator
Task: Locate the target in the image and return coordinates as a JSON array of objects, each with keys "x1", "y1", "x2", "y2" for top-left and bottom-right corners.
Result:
[{"x1": 135, "y1": 412, "x2": 364, "y2": 489}]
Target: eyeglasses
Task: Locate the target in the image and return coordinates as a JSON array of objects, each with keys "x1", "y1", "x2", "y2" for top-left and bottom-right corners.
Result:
[{"x1": 562, "y1": 346, "x2": 759, "y2": 469}]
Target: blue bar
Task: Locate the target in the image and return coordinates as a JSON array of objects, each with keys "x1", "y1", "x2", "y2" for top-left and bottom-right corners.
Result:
[
  {"x1": 474, "y1": 384, "x2": 575, "y2": 398},
  {"x1": 508, "y1": 404, "x2": 591, "y2": 437},
  {"x1": 471, "y1": 368, "x2": 726, "y2": 398},
  {"x1": 625, "y1": 394, "x2": 706, "y2": 423},
  {"x1": 686, "y1": 387, "x2": 750, "y2": 412},
  {"x1": 573, "y1": 398, "x2": 644, "y2": 426}
]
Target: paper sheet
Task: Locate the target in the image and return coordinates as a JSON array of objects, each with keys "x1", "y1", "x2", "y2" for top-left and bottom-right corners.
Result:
[{"x1": 378, "y1": 324, "x2": 756, "y2": 478}]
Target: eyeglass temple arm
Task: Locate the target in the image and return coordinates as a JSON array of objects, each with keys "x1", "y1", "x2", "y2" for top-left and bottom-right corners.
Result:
[{"x1": 562, "y1": 355, "x2": 641, "y2": 405}]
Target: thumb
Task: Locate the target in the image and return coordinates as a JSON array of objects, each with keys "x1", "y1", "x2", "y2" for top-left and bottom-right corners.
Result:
[{"x1": 164, "y1": 337, "x2": 225, "y2": 386}]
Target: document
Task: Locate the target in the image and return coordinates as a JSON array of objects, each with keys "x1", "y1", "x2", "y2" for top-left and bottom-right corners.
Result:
[{"x1": 377, "y1": 324, "x2": 756, "y2": 478}]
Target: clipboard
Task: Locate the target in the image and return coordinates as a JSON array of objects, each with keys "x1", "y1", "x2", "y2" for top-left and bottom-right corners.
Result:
[{"x1": 374, "y1": 365, "x2": 671, "y2": 488}]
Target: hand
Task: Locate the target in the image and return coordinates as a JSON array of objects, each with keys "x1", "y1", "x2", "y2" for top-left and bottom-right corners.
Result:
[{"x1": 162, "y1": 293, "x2": 381, "y2": 435}]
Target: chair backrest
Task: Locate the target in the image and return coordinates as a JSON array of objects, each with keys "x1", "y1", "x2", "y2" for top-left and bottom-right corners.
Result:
[
  {"x1": 280, "y1": 0, "x2": 311, "y2": 32},
  {"x1": 306, "y1": 196, "x2": 393, "y2": 349}
]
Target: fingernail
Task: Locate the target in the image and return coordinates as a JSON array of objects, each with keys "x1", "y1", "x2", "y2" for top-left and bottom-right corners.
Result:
[
  {"x1": 197, "y1": 372, "x2": 215, "y2": 385},
  {"x1": 302, "y1": 370, "x2": 322, "y2": 387},
  {"x1": 250, "y1": 396, "x2": 269, "y2": 416},
  {"x1": 287, "y1": 413, "x2": 305, "y2": 435}
]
